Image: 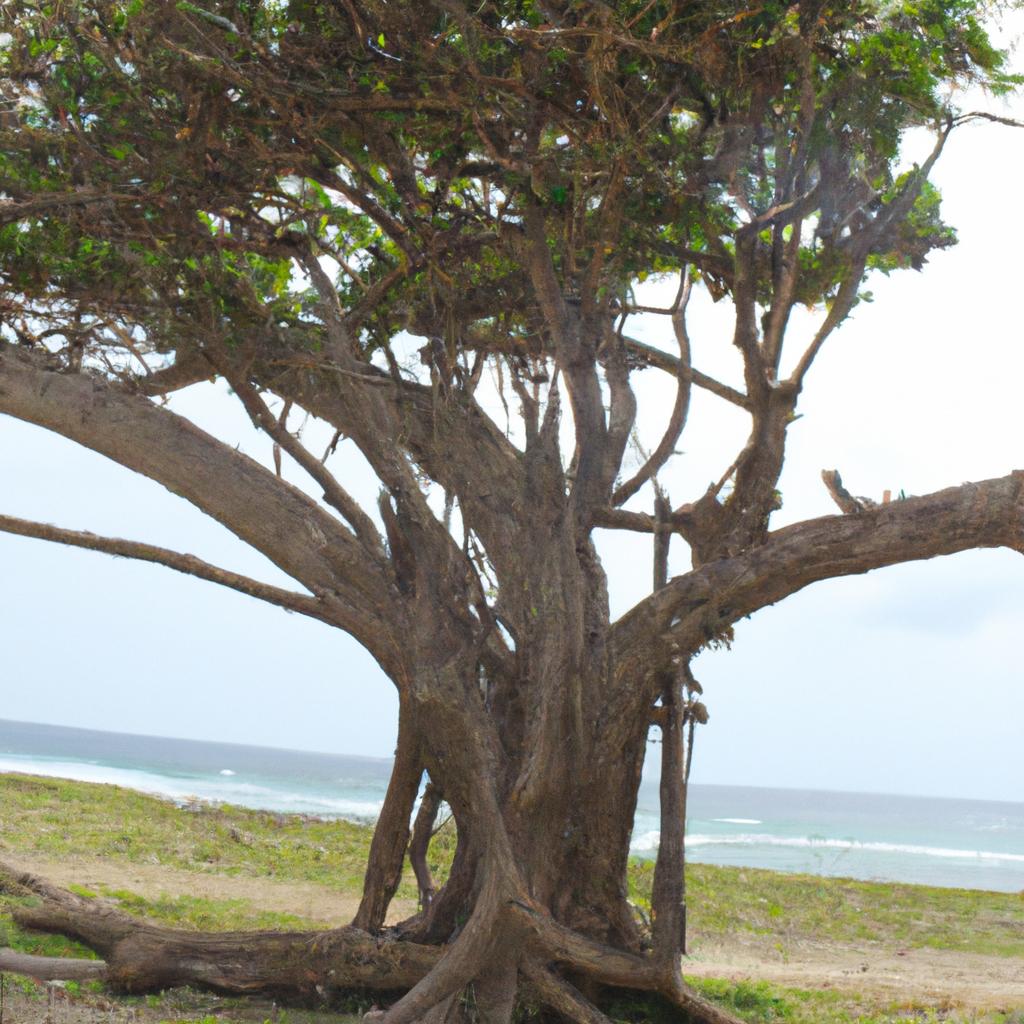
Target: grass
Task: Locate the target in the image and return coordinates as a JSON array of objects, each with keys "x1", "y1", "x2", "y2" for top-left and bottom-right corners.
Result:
[
  {"x1": 628, "y1": 860, "x2": 1024, "y2": 959},
  {"x1": 1, "y1": 772, "x2": 1022, "y2": 1023},
  {"x1": 94, "y1": 887, "x2": 323, "y2": 931},
  {"x1": 0, "y1": 771, "x2": 402, "y2": 892},
  {"x1": 609, "y1": 982, "x2": 1024, "y2": 1024},
  {"x1": 684, "y1": 979, "x2": 1024, "y2": 1024}
]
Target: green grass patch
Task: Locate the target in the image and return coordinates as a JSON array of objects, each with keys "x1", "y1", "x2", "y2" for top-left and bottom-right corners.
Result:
[
  {"x1": 96, "y1": 887, "x2": 321, "y2": 932},
  {"x1": 0, "y1": 771, "x2": 410, "y2": 894},
  {"x1": 628, "y1": 860, "x2": 1024, "y2": 958},
  {"x1": 686, "y1": 977, "x2": 1020, "y2": 1024},
  {"x1": 0, "y1": 908, "x2": 100, "y2": 959}
]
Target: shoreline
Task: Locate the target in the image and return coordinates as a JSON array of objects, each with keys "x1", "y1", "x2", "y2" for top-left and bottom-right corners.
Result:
[{"x1": 1, "y1": 758, "x2": 1021, "y2": 894}]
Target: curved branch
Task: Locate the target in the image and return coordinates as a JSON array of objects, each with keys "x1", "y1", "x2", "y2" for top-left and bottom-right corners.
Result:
[
  {"x1": 614, "y1": 471, "x2": 1024, "y2": 679},
  {"x1": 0, "y1": 514, "x2": 333, "y2": 623},
  {"x1": 211, "y1": 353, "x2": 386, "y2": 556},
  {"x1": 522, "y1": 960, "x2": 612, "y2": 1024},
  {"x1": 133, "y1": 350, "x2": 213, "y2": 397},
  {"x1": 409, "y1": 781, "x2": 443, "y2": 910},
  {"x1": 0, "y1": 347, "x2": 401, "y2": 672},
  {"x1": 380, "y1": 857, "x2": 518, "y2": 1024},
  {"x1": 262, "y1": 350, "x2": 527, "y2": 587},
  {"x1": 512, "y1": 899, "x2": 744, "y2": 1024},
  {"x1": 352, "y1": 700, "x2": 423, "y2": 933},
  {"x1": 614, "y1": 275, "x2": 694, "y2": 505}
]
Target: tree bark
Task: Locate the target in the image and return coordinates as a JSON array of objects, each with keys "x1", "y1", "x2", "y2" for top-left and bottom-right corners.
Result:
[
  {"x1": 0, "y1": 861, "x2": 741, "y2": 1024},
  {"x1": 352, "y1": 701, "x2": 423, "y2": 933}
]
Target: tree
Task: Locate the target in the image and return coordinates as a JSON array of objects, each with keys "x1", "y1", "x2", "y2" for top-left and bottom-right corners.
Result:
[{"x1": 0, "y1": 2, "x2": 1021, "y2": 1021}]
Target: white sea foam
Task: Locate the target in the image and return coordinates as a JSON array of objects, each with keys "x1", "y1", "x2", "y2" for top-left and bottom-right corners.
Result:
[
  {"x1": 0, "y1": 756, "x2": 382, "y2": 820},
  {"x1": 629, "y1": 828, "x2": 1024, "y2": 864},
  {"x1": 712, "y1": 818, "x2": 763, "y2": 825},
  {"x1": 630, "y1": 830, "x2": 661, "y2": 853},
  {"x1": 219, "y1": 769, "x2": 236, "y2": 776}
]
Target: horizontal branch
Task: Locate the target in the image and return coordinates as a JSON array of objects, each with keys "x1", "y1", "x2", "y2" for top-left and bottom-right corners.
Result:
[
  {"x1": 614, "y1": 471, "x2": 1024, "y2": 675},
  {"x1": 0, "y1": 514, "x2": 333, "y2": 623},
  {"x1": 592, "y1": 507, "x2": 693, "y2": 533}
]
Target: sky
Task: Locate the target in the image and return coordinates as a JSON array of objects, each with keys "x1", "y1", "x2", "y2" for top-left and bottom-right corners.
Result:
[{"x1": 2, "y1": 27, "x2": 1023, "y2": 803}]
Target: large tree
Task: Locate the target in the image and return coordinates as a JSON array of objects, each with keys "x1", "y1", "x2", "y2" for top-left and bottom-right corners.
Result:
[{"x1": 0, "y1": 2, "x2": 1021, "y2": 1021}]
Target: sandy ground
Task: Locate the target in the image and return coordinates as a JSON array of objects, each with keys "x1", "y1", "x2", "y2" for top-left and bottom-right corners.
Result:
[
  {"x1": 683, "y1": 940, "x2": 1024, "y2": 1013},
  {"x1": 0, "y1": 852, "x2": 418, "y2": 927},
  {"x1": 2, "y1": 853, "x2": 1022, "y2": 1019}
]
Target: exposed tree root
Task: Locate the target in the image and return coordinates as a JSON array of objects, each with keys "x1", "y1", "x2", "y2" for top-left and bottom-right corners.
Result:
[
  {"x1": 521, "y1": 961, "x2": 612, "y2": 1024},
  {"x1": 0, "y1": 948, "x2": 107, "y2": 981},
  {"x1": 0, "y1": 862, "x2": 439, "y2": 996},
  {"x1": 0, "y1": 862, "x2": 744, "y2": 1024}
]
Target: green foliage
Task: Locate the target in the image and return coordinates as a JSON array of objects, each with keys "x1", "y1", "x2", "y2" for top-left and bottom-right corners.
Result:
[
  {"x1": 0, "y1": 909, "x2": 101, "y2": 960},
  {"x1": 689, "y1": 979, "x2": 790, "y2": 1022},
  {"x1": 96, "y1": 887, "x2": 320, "y2": 931},
  {"x1": 684, "y1": 978, "x2": 1015, "y2": 1024},
  {"x1": 0, "y1": 0, "x2": 1016, "y2": 369}
]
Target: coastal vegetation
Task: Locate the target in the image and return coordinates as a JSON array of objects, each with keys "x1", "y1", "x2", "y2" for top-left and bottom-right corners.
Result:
[
  {"x1": 1, "y1": 775, "x2": 1022, "y2": 1024},
  {"x1": 1, "y1": 1, "x2": 1022, "y2": 1018}
]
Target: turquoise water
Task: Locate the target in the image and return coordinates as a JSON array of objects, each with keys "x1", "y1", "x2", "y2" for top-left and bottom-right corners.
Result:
[
  {"x1": 633, "y1": 784, "x2": 1024, "y2": 892},
  {"x1": 1, "y1": 718, "x2": 1021, "y2": 892}
]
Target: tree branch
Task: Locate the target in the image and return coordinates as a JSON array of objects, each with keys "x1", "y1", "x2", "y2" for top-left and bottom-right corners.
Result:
[
  {"x1": 0, "y1": 347, "x2": 401, "y2": 672},
  {"x1": 0, "y1": 513, "x2": 336, "y2": 622},
  {"x1": 209, "y1": 350, "x2": 386, "y2": 557},
  {"x1": 0, "y1": 948, "x2": 107, "y2": 982},
  {"x1": 621, "y1": 336, "x2": 750, "y2": 410},
  {"x1": 614, "y1": 471, "x2": 1024, "y2": 679},
  {"x1": 614, "y1": 275, "x2": 693, "y2": 505}
]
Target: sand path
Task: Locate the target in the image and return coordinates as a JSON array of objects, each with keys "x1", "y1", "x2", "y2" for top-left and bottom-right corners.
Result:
[
  {"x1": 3, "y1": 854, "x2": 1022, "y2": 1013},
  {"x1": 0, "y1": 852, "x2": 418, "y2": 926},
  {"x1": 683, "y1": 941, "x2": 1024, "y2": 1012}
]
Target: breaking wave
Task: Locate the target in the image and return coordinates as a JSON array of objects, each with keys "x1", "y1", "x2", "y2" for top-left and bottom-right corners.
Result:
[
  {"x1": 629, "y1": 829, "x2": 1024, "y2": 863},
  {"x1": 0, "y1": 755, "x2": 382, "y2": 820}
]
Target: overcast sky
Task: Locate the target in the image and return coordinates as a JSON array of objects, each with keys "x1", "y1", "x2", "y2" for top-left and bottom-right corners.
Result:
[{"x1": 2, "y1": 29, "x2": 1023, "y2": 803}]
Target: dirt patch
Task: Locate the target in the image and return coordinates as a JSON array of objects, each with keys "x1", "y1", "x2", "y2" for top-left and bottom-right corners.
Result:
[
  {"x1": 685, "y1": 939, "x2": 1024, "y2": 1012},
  {"x1": 0, "y1": 852, "x2": 417, "y2": 926}
]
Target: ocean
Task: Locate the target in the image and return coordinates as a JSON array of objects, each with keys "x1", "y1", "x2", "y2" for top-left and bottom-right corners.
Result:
[{"x1": 1, "y1": 718, "x2": 1021, "y2": 893}]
